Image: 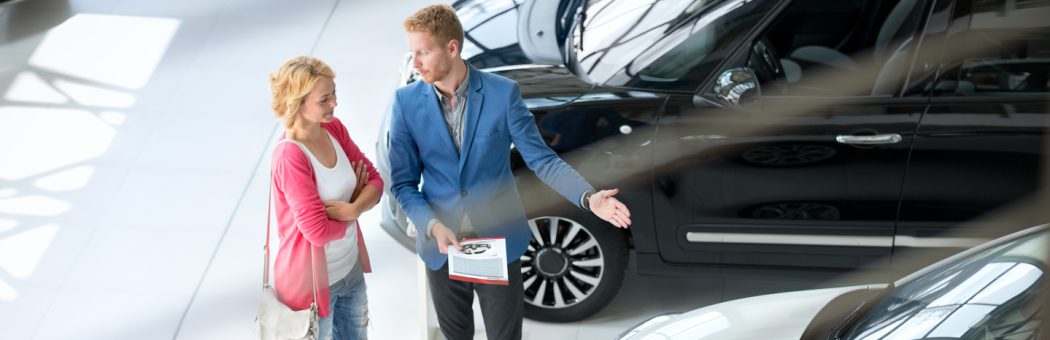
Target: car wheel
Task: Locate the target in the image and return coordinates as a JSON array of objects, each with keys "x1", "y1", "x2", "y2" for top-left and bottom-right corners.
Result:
[{"x1": 521, "y1": 214, "x2": 628, "y2": 322}]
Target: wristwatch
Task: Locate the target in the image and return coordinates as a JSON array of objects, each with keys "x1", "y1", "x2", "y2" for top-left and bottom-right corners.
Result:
[{"x1": 582, "y1": 189, "x2": 596, "y2": 211}]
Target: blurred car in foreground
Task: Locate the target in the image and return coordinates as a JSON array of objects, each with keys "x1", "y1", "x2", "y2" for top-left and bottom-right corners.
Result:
[{"x1": 619, "y1": 223, "x2": 1047, "y2": 339}]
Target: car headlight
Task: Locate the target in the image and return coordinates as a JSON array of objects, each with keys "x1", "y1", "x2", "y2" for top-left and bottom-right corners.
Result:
[{"x1": 618, "y1": 313, "x2": 680, "y2": 340}]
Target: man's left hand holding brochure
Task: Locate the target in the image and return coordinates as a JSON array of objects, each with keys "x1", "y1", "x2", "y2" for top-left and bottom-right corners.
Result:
[{"x1": 447, "y1": 237, "x2": 509, "y2": 285}]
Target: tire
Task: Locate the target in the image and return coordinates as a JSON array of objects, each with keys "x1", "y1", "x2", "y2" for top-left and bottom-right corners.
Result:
[{"x1": 521, "y1": 213, "x2": 628, "y2": 322}]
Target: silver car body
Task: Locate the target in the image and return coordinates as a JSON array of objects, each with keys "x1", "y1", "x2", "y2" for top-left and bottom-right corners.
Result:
[{"x1": 621, "y1": 224, "x2": 1048, "y2": 339}]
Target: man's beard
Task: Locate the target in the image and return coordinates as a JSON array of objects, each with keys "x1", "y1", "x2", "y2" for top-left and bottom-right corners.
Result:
[{"x1": 422, "y1": 61, "x2": 450, "y2": 83}]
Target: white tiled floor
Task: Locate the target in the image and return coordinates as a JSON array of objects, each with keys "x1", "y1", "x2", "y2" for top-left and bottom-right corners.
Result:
[{"x1": 0, "y1": 1, "x2": 843, "y2": 339}]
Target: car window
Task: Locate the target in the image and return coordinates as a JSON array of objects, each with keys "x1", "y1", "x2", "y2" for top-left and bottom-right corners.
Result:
[
  {"x1": 571, "y1": 0, "x2": 776, "y2": 91},
  {"x1": 627, "y1": 0, "x2": 768, "y2": 87},
  {"x1": 749, "y1": 0, "x2": 928, "y2": 97},
  {"x1": 931, "y1": 0, "x2": 1050, "y2": 97},
  {"x1": 846, "y1": 230, "x2": 1046, "y2": 340}
]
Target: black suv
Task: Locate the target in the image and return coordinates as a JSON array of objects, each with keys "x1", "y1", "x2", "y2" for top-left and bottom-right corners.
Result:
[{"x1": 378, "y1": 0, "x2": 1049, "y2": 322}]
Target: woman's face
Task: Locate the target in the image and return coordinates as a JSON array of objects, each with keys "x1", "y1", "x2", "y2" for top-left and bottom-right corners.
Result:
[{"x1": 298, "y1": 76, "x2": 337, "y2": 125}]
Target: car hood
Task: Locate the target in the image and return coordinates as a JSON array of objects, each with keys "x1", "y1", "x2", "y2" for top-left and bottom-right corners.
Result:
[
  {"x1": 493, "y1": 65, "x2": 666, "y2": 110},
  {"x1": 494, "y1": 65, "x2": 592, "y2": 98},
  {"x1": 625, "y1": 285, "x2": 873, "y2": 340}
]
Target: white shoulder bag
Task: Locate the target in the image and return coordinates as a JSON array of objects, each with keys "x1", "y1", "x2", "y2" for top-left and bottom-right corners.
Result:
[{"x1": 255, "y1": 179, "x2": 320, "y2": 340}]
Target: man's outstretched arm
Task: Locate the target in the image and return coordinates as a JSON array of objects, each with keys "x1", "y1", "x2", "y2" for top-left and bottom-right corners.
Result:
[{"x1": 504, "y1": 83, "x2": 631, "y2": 228}]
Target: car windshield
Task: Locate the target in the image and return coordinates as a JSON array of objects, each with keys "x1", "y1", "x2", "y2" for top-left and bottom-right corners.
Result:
[
  {"x1": 846, "y1": 230, "x2": 1047, "y2": 339},
  {"x1": 572, "y1": 0, "x2": 775, "y2": 91}
]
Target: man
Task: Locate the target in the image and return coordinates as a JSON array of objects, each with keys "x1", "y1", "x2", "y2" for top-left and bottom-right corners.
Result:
[{"x1": 388, "y1": 5, "x2": 632, "y2": 340}]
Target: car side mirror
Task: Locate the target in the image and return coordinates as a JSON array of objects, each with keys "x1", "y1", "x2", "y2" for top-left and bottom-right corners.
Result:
[{"x1": 713, "y1": 67, "x2": 761, "y2": 108}]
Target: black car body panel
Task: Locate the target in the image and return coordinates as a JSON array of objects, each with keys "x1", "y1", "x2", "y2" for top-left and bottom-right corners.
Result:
[
  {"x1": 650, "y1": 95, "x2": 924, "y2": 269},
  {"x1": 558, "y1": 0, "x2": 1047, "y2": 273}
]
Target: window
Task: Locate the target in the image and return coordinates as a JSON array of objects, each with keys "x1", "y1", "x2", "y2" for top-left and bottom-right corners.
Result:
[
  {"x1": 572, "y1": 0, "x2": 776, "y2": 91},
  {"x1": 753, "y1": 0, "x2": 927, "y2": 97},
  {"x1": 933, "y1": 0, "x2": 1050, "y2": 96}
]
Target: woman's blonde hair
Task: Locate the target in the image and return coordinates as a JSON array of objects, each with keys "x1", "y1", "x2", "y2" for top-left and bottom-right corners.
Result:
[
  {"x1": 403, "y1": 4, "x2": 464, "y2": 53},
  {"x1": 269, "y1": 56, "x2": 335, "y2": 129}
]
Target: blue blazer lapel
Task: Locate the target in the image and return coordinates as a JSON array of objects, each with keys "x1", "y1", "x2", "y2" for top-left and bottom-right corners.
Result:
[
  {"x1": 416, "y1": 82, "x2": 458, "y2": 154},
  {"x1": 458, "y1": 65, "x2": 484, "y2": 171}
]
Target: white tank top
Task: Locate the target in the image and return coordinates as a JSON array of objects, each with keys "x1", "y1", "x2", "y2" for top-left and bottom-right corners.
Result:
[{"x1": 284, "y1": 131, "x2": 359, "y2": 286}]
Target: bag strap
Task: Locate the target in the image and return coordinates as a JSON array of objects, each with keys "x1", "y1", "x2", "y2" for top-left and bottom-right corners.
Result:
[{"x1": 265, "y1": 140, "x2": 320, "y2": 308}]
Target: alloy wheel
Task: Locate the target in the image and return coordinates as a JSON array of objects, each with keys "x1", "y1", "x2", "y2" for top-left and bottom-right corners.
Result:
[{"x1": 521, "y1": 216, "x2": 605, "y2": 309}]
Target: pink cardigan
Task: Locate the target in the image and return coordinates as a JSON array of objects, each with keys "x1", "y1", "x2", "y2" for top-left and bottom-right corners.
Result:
[{"x1": 271, "y1": 117, "x2": 383, "y2": 318}]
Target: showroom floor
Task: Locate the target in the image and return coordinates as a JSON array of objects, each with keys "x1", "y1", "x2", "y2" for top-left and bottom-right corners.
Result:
[{"x1": 0, "y1": 1, "x2": 849, "y2": 339}]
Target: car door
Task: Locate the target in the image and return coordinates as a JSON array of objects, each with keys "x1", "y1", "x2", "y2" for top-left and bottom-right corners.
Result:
[
  {"x1": 651, "y1": 0, "x2": 934, "y2": 270},
  {"x1": 896, "y1": 0, "x2": 1050, "y2": 258}
]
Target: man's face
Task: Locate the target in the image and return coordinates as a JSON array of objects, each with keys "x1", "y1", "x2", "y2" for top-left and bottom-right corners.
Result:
[{"x1": 408, "y1": 31, "x2": 455, "y2": 84}]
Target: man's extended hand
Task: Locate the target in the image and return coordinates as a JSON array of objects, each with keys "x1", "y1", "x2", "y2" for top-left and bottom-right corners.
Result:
[
  {"x1": 590, "y1": 188, "x2": 631, "y2": 228},
  {"x1": 432, "y1": 222, "x2": 462, "y2": 254}
]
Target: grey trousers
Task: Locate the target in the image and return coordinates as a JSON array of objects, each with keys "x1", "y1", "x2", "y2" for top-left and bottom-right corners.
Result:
[{"x1": 426, "y1": 260, "x2": 524, "y2": 340}]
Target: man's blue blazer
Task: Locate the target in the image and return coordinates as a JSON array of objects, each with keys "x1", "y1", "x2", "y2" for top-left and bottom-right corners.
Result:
[{"x1": 388, "y1": 63, "x2": 593, "y2": 270}]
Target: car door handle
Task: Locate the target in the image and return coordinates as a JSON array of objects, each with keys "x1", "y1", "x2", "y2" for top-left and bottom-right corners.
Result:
[{"x1": 835, "y1": 133, "x2": 902, "y2": 145}]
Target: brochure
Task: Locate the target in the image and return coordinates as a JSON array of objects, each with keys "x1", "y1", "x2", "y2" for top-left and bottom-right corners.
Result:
[{"x1": 447, "y1": 237, "x2": 509, "y2": 285}]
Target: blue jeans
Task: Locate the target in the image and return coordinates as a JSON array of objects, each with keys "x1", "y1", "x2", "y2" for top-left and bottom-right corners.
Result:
[{"x1": 318, "y1": 265, "x2": 368, "y2": 340}]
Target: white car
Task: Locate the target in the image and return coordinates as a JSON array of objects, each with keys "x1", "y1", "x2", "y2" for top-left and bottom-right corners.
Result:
[{"x1": 619, "y1": 224, "x2": 1047, "y2": 339}]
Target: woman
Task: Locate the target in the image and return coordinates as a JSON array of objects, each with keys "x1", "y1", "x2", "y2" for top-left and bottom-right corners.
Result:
[{"x1": 269, "y1": 56, "x2": 382, "y2": 340}]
